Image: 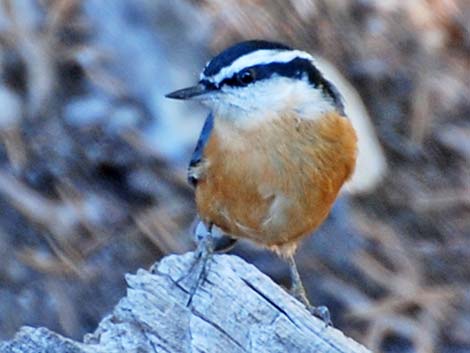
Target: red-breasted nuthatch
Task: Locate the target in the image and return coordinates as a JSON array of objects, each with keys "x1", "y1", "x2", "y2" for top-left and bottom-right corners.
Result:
[{"x1": 166, "y1": 40, "x2": 357, "y2": 324}]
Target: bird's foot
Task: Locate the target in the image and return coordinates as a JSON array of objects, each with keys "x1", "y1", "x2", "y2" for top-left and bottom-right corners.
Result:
[
  {"x1": 290, "y1": 286, "x2": 333, "y2": 327},
  {"x1": 178, "y1": 222, "x2": 214, "y2": 307}
]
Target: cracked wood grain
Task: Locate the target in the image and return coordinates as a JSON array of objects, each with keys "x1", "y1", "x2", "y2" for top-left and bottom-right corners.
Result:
[{"x1": 0, "y1": 253, "x2": 373, "y2": 353}]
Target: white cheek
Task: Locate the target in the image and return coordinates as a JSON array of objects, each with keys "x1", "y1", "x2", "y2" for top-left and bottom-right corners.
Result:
[
  {"x1": 294, "y1": 86, "x2": 336, "y2": 119},
  {"x1": 214, "y1": 79, "x2": 291, "y2": 123}
]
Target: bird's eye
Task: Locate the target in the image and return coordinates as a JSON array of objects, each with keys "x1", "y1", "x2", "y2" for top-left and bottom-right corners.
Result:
[{"x1": 237, "y1": 69, "x2": 255, "y2": 86}]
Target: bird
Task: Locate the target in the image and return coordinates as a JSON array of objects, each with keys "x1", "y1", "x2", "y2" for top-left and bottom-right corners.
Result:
[{"x1": 166, "y1": 40, "x2": 357, "y2": 324}]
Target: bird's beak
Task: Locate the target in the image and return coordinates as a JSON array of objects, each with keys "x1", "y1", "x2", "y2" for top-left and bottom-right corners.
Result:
[{"x1": 165, "y1": 84, "x2": 212, "y2": 100}]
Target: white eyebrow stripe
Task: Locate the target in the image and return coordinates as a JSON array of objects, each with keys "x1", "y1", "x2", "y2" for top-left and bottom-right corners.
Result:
[{"x1": 201, "y1": 49, "x2": 314, "y2": 83}]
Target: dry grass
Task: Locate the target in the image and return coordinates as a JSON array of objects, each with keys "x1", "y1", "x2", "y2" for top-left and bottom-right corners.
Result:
[{"x1": 0, "y1": 0, "x2": 194, "y2": 339}]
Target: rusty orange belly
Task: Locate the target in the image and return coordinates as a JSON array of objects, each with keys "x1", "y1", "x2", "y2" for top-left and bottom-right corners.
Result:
[{"x1": 194, "y1": 111, "x2": 357, "y2": 255}]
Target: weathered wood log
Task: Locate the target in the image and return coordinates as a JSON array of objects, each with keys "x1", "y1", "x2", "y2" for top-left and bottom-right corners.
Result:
[{"x1": 0, "y1": 253, "x2": 373, "y2": 353}]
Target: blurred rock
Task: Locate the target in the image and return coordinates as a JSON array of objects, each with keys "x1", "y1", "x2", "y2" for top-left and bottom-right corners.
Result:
[
  {"x1": 84, "y1": 0, "x2": 211, "y2": 160},
  {"x1": 0, "y1": 86, "x2": 22, "y2": 130},
  {"x1": 64, "y1": 96, "x2": 111, "y2": 127},
  {"x1": 107, "y1": 104, "x2": 142, "y2": 134},
  {"x1": 435, "y1": 125, "x2": 470, "y2": 160}
]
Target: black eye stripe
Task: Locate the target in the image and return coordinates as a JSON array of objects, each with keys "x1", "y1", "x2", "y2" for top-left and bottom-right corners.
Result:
[{"x1": 218, "y1": 58, "x2": 311, "y2": 87}]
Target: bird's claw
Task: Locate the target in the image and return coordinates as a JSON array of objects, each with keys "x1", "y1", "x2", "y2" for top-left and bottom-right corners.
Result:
[{"x1": 310, "y1": 305, "x2": 333, "y2": 327}]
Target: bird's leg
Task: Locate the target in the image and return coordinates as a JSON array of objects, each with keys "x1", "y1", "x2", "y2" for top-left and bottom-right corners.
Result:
[
  {"x1": 185, "y1": 222, "x2": 214, "y2": 306},
  {"x1": 176, "y1": 221, "x2": 212, "y2": 283},
  {"x1": 286, "y1": 255, "x2": 332, "y2": 326}
]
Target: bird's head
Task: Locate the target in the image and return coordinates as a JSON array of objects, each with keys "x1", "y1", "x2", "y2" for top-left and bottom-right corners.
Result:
[{"x1": 166, "y1": 40, "x2": 343, "y2": 128}]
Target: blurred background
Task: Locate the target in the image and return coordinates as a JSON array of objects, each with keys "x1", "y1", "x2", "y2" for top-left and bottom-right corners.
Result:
[{"x1": 0, "y1": 1, "x2": 468, "y2": 352}]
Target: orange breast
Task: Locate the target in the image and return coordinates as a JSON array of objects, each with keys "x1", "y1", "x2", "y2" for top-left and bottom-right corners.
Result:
[{"x1": 195, "y1": 111, "x2": 357, "y2": 256}]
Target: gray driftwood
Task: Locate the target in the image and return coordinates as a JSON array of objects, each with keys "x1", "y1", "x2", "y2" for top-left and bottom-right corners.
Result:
[{"x1": 0, "y1": 253, "x2": 372, "y2": 353}]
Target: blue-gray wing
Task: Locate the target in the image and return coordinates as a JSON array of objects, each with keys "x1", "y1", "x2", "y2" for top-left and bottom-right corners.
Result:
[{"x1": 188, "y1": 112, "x2": 214, "y2": 186}]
